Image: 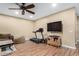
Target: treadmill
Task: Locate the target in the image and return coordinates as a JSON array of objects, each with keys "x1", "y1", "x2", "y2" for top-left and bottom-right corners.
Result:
[{"x1": 30, "y1": 28, "x2": 44, "y2": 43}]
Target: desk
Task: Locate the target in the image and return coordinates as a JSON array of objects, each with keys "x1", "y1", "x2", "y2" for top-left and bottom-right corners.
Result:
[{"x1": 47, "y1": 35, "x2": 62, "y2": 47}]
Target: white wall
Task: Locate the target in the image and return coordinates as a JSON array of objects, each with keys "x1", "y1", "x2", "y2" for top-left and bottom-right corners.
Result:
[
  {"x1": 0, "y1": 15, "x2": 34, "y2": 40},
  {"x1": 34, "y1": 8, "x2": 77, "y2": 48}
]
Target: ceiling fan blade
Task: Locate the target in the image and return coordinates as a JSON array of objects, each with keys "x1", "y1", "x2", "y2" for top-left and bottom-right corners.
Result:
[
  {"x1": 26, "y1": 10, "x2": 35, "y2": 14},
  {"x1": 25, "y1": 4, "x2": 35, "y2": 9},
  {"x1": 16, "y1": 3, "x2": 21, "y2": 7},
  {"x1": 9, "y1": 8, "x2": 21, "y2": 10},
  {"x1": 22, "y1": 10, "x2": 25, "y2": 15}
]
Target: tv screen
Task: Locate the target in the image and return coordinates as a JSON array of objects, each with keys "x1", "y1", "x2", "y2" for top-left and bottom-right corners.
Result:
[{"x1": 47, "y1": 21, "x2": 62, "y2": 32}]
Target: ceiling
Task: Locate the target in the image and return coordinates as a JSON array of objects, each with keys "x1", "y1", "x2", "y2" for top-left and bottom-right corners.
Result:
[{"x1": 0, "y1": 3, "x2": 79, "y2": 21}]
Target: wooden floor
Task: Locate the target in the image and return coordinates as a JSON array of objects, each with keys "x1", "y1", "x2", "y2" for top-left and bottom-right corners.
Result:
[{"x1": 10, "y1": 41, "x2": 79, "y2": 56}]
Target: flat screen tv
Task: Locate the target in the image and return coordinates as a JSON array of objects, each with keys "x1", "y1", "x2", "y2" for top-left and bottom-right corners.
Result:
[{"x1": 47, "y1": 21, "x2": 62, "y2": 32}]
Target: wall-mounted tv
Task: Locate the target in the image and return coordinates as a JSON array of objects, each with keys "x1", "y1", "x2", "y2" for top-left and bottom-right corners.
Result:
[{"x1": 47, "y1": 21, "x2": 62, "y2": 32}]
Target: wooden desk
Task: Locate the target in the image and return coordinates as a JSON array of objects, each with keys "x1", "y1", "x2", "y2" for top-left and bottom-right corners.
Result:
[{"x1": 47, "y1": 35, "x2": 62, "y2": 47}]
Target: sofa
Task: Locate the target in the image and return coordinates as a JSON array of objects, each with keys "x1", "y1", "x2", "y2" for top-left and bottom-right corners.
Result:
[
  {"x1": 0, "y1": 34, "x2": 14, "y2": 41},
  {"x1": 0, "y1": 34, "x2": 26, "y2": 44}
]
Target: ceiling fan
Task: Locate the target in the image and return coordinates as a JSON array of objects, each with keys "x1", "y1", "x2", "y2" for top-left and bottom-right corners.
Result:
[{"x1": 9, "y1": 3, "x2": 35, "y2": 15}]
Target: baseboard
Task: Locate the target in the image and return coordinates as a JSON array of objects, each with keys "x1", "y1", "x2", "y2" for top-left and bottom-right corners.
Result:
[{"x1": 62, "y1": 45, "x2": 76, "y2": 49}]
